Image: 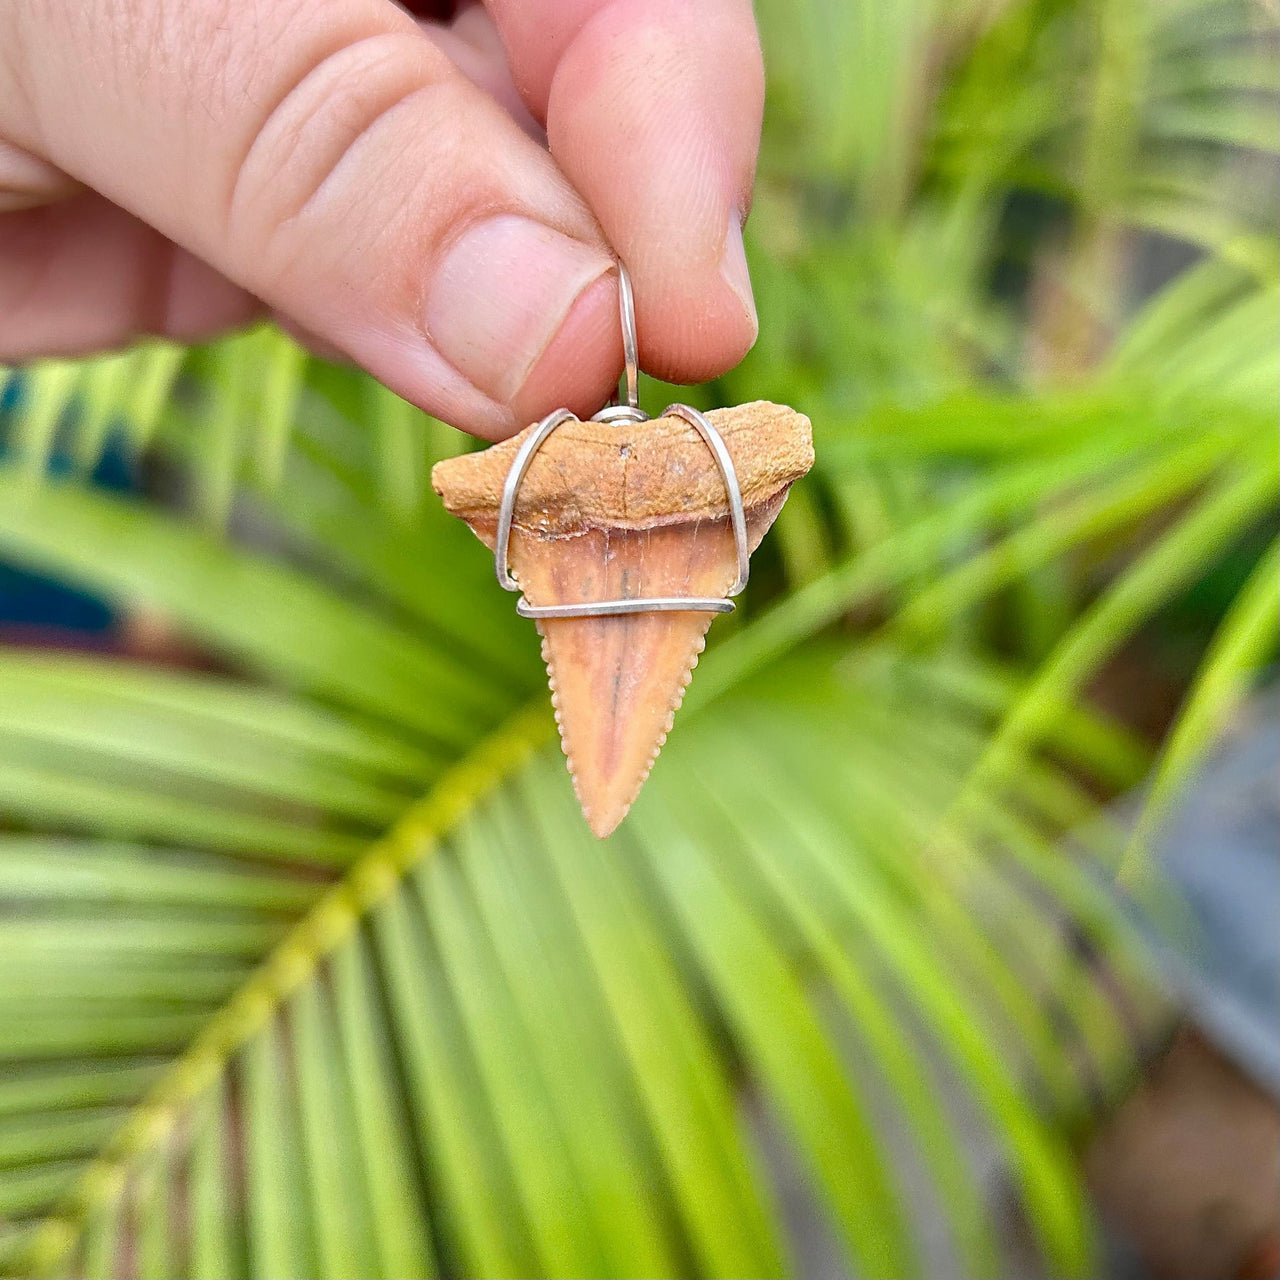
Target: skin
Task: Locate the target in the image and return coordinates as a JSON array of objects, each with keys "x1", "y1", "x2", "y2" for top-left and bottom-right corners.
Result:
[{"x1": 0, "y1": 0, "x2": 764, "y2": 439}]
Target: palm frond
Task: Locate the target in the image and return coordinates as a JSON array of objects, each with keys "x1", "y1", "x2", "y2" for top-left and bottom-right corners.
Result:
[
  {"x1": 1122, "y1": 535, "x2": 1280, "y2": 880},
  {"x1": 0, "y1": 476, "x2": 506, "y2": 748},
  {"x1": 1, "y1": 652, "x2": 1158, "y2": 1280},
  {"x1": 959, "y1": 453, "x2": 1276, "y2": 809}
]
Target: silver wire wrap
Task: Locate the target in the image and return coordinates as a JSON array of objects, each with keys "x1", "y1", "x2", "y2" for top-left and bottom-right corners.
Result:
[{"x1": 494, "y1": 264, "x2": 750, "y2": 620}]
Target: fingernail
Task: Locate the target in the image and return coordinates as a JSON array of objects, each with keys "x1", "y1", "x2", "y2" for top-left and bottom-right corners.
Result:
[
  {"x1": 719, "y1": 214, "x2": 758, "y2": 340},
  {"x1": 425, "y1": 216, "x2": 615, "y2": 403}
]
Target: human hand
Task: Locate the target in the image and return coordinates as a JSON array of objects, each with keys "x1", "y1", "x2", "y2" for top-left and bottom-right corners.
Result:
[{"x1": 0, "y1": 0, "x2": 763, "y2": 438}]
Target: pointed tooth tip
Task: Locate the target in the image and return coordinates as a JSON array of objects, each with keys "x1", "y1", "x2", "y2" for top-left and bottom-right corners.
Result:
[
  {"x1": 574, "y1": 697, "x2": 669, "y2": 839},
  {"x1": 586, "y1": 807, "x2": 629, "y2": 839}
]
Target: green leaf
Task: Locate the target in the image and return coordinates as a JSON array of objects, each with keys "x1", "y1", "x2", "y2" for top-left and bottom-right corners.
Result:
[
  {"x1": 289, "y1": 981, "x2": 378, "y2": 1279},
  {"x1": 7, "y1": 362, "x2": 81, "y2": 477},
  {"x1": 1122, "y1": 536, "x2": 1280, "y2": 881},
  {"x1": 188, "y1": 1084, "x2": 240, "y2": 1280},
  {"x1": 124, "y1": 344, "x2": 186, "y2": 452},
  {"x1": 71, "y1": 354, "x2": 136, "y2": 474},
  {"x1": 0, "y1": 474, "x2": 510, "y2": 747},
  {"x1": 243, "y1": 1019, "x2": 315, "y2": 1279},
  {"x1": 628, "y1": 800, "x2": 916, "y2": 1278},
  {"x1": 961, "y1": 456, "x2": 1278, "y2": 804},
  {"x1": 331, "y1": 933, "x2": 437, "y2": 1280},
  {"x1": 255, "y1": 337, "x2": 308, "y2": 488}
]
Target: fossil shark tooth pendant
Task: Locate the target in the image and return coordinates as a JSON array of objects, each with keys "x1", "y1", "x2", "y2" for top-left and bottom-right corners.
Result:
[
  {"x1": 430, "y1": 266, "x2": 814, "y2": 837},
  {"x1": 432, "y1": 400, "x2": 813, "y2": 836}
]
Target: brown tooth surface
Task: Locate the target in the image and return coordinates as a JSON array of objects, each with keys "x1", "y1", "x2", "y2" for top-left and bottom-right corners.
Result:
[
  {"x1": 432, "y1": 402, "x2": 813, "y2": 836},
  {"x1": 515, "y1": 494, "x2": 789, "y2": 837}
]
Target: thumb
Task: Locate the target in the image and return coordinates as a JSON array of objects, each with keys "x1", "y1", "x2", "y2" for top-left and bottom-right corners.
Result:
[{"x1": 0, "y1": 0, "x2": 624, "y2": 437}]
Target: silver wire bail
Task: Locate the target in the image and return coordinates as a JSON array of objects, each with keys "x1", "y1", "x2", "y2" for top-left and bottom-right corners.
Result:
[
  {"x1": 592, "y1": 262, "x2": 648, "y2": 426},
  {"x1": 494, "y1": 261, "x2": 751, "y2": 619}
]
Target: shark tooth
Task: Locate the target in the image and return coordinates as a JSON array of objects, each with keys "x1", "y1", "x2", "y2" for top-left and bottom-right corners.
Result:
[{"x1": 432, "y1": 400, "x2": 813, "y2": 837}]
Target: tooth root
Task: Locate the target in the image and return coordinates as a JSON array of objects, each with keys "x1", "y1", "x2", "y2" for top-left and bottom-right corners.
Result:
[
  {"x1": 431, "y1": 401, "x2": 814, "y2": 836},
  {"x1": 511, "y1": 499, "x2": 784, "y2": 837}
]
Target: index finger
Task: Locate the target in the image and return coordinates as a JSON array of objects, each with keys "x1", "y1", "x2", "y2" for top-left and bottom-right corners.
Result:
[{"x1": 483, "y1": 0, "x2": 764, "y2": 385}]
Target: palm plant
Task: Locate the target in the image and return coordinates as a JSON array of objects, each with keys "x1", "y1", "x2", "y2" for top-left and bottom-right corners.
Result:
[{"x1": 0, "y1": 0, "x2": 1274, "y2": 1276}]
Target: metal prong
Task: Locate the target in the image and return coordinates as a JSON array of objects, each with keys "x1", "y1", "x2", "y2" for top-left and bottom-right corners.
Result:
[
  {"x1": 518, "y1": 596, "x2": 735, "y2": 619},
  {"x1": 494, "y1": 408, "x2": 575, "y2": 592},
  {"x1": 617, "y1": 261, "x2": 640, "y2": 412},
  {"x1": 662, "y1": 404, "x2": 751, "y2": 597}
]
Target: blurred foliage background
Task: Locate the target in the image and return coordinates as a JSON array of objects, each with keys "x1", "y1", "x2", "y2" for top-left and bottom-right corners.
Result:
[{"x1": 0, "y1": 0, "x2": 1275, "y2": 1275}]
